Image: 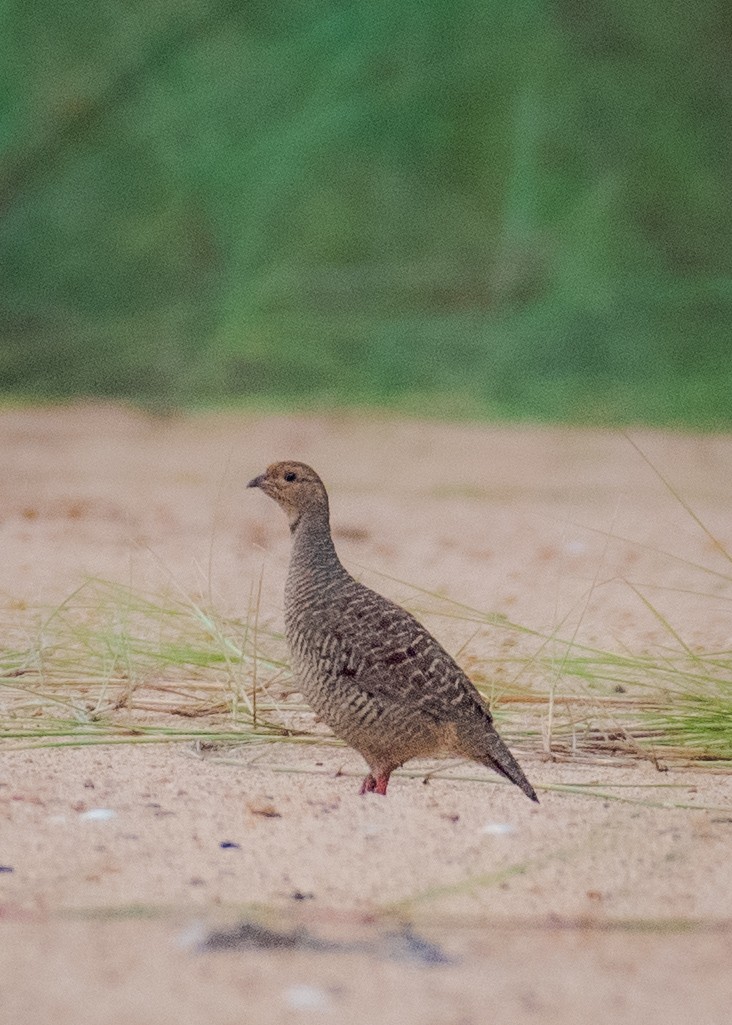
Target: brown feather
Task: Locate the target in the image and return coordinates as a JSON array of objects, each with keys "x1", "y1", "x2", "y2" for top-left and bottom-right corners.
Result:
[{"x1": 249, "y1": 461, "x2": 538, "y2": 802}]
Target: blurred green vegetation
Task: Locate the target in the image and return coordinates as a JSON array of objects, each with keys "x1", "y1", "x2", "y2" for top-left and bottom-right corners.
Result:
[{"x1": 1, "y1": 1, "x2": 731, "y2": 424}]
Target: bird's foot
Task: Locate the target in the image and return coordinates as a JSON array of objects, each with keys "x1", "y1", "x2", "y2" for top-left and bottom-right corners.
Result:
[
  {"x1": 359, "y1": 774, "x2": 377, "y2": 794},
  {"x1": 359, "y1": 773, "x2": 390, "y2": 796}
]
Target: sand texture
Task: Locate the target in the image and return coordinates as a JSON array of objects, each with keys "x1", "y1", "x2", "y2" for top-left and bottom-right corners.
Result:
[{"x1": 1, "y1": 405, "x2": 731, "y2": 1024}]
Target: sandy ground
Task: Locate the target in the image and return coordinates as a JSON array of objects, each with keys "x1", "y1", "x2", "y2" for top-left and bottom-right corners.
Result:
[{"x1": 1, "y1": 404, "x2": 731, "y2": 1024}]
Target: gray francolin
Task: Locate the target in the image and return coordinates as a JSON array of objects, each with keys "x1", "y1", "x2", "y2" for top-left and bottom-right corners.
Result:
[{"x1": 248, "y1": 461, "x2": 538, "y2": 802}]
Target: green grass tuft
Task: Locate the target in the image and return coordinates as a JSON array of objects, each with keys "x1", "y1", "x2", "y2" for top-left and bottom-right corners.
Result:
[{"x1": 1, "y1": 573, "x2": 730, "y2": 765}]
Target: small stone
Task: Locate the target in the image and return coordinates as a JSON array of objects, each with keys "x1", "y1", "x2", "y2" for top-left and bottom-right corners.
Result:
[
  {"x1": 79, "y1": 808, "x2": 117, "y2": 822},
  {"x1": 481, "y1": 822, "x2": 515, "y2": 836},
  {"x1": 563, "y1": 539, "x2": 587, "y2": 556},
  {"x1": 247, "y1": 802, "x2": 281, "y2": 818},
  {"x1": 283, "y1": 985, "x2": 331, "y2": 1012}
]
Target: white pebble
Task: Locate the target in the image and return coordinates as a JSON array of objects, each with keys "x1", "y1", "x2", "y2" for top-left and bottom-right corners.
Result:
[
  {"x1": 283, "y1": 985, "x2": 332, "y2": 1011},
  {"x1": 79, "y1": 808, "x2": 117, "y2": 822},
  {"x1": 563, "y1": 539, "x2": 587, "y2": 556},
  {"x1": 481, "y1": 822, "x2": 515, "y2": 836},
  {"x1": 175, "y1": 921, "x2": 207, "y2": 949}
]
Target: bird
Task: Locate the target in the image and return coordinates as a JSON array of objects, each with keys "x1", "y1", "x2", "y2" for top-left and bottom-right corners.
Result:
[{"x1": 247, "y1": 461, "x2": 538, "y2": 802}]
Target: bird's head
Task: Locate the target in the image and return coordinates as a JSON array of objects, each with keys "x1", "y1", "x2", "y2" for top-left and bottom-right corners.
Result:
[{"x1": 247, "y1": 461, "x2": 329, "y2": 528}]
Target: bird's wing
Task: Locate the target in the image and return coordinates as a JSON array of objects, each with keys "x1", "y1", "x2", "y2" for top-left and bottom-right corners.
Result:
[{"x1": 329, "y1": 582, "x2": 492, "y2": 723}]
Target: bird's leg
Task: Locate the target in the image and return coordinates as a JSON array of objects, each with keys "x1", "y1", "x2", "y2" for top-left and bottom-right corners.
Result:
[
  {"x1": 359, "y1": 773, "x2": 377, "y2": 794},
  {"x1": 359, "y1": 770, "x2": 391, "y2": 795},
  {"x1": 374, "y1": 773, "x2": 390, "y2": 796}
]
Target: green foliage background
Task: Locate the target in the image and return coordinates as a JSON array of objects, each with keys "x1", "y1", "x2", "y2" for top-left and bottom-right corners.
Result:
[{"x1": 2, "y1": 1, "x2": 730, "y2": 424}]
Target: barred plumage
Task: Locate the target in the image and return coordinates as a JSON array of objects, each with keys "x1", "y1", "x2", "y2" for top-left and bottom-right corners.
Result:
[{"x1": 248, "y1": 461, "x2": 538, "y2": 801}]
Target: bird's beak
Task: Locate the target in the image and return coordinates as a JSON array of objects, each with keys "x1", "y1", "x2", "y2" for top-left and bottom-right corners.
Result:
[{"x1": 247, "y1": 474, "x2": 265, "y2": 489}]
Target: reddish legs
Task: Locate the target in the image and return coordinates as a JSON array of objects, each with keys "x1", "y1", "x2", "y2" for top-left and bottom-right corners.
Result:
[
  {"x1": 359, "y1": 772, "x2": 390, "y2": 796},
  {"x1": 359, "y1": 774, "x2": 376, "y2": 794}
]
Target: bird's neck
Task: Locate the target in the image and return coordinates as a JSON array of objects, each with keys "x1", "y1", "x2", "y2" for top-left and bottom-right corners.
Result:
[{"x1": 288, "y1": 510, "x2": 343, "y2": 577}]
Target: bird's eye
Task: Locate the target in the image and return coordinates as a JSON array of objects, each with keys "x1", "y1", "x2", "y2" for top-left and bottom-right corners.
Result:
[{"x1": 284, "y1": 471, "x2": 297, "y2": 482}]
